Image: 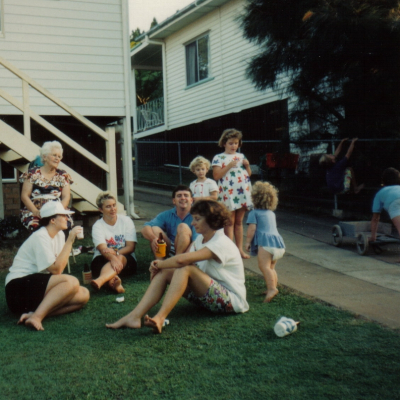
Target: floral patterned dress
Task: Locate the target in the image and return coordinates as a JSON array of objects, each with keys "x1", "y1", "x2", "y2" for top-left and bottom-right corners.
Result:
[
  {"x1": 212, "y1": 152, "x2": 253, "y2": 211},
  {"x1": 20, "y1": 168, "x2": 73, "y2": 231}
]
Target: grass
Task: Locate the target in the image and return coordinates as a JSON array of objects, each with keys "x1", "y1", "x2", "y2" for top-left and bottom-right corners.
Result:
[
  {"x1": 1, "y1": 237, "x2": 400, "y2": 399},
  {"x1": 0, "y1": 246, "x2": 19, "y2": 270}
]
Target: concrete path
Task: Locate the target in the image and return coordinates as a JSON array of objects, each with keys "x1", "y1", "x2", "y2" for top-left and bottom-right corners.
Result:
[{"x1": 133, "y1": 189, "x2": 400, "y2": 330}]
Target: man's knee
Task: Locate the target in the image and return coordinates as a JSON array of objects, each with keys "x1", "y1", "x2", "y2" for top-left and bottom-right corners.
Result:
[{"x1": 176, "y1": 223, "x2": 191, "y2": 237}]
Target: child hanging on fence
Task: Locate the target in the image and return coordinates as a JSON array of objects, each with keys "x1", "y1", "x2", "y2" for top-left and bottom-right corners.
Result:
[
  {"x1": 189, "y1": 156, "x2": 218, "y2": 201},
  {"x1": 245, "y1": 181, "x2": 285, "y2": 303},
  {"x1": 319, "y1": 138, "x2": 364, "y2": 194},
  {"x1": 212, "y1": 128, "x2": 253, "y2": 259}
]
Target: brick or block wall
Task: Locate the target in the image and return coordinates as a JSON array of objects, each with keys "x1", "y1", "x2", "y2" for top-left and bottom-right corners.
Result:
[{"x1": 2, "y1": 183, "x2": 20, "y2": 217}]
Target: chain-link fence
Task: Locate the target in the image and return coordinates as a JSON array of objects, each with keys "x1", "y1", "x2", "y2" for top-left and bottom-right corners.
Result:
[{"x1": 133, "y1": 138, "x2": 400, "y2": 214}]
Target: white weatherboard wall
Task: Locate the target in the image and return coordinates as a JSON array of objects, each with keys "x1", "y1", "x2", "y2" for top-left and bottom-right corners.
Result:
[
  {"x1": 0, "y1": 0, "x2": 125, "y2": 116},
  {"x1": 164, "y1": 0, "x2": 283, "y2": 130}
]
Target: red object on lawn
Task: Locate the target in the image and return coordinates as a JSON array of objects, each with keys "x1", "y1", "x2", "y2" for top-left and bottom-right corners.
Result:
[{"x1": 266, "y1": 153, "x2": 299, "y2": 169}]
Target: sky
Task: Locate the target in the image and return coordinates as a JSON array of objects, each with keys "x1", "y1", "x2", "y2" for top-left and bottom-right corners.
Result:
[{"x1": 129, "y1": 0, "x2": 193, "y2": 33}]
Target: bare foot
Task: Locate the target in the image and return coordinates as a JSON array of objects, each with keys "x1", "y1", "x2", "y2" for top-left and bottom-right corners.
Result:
[
  {"x1": 354, "y1": 184, "x2": 365, "y2": 194},
  {"x1": 106, "y1": 314, "x2": 141, "y2": 329},
  {"x1": 264, "y1": 288, "x2": 279, "y2": 303},
  {"x1": 25, "y1": 315, "x2": 44, "y2": 331},
  {"x1": 240, "y1": 251, "x2": 250, "y2": 259},
  {"x1": 17, "y1": 312, "x2": 33, "y2": 325},
  {"x1": 90, "y1": 280, "x2": 101, "y2": 290},
  {"x1": 108, "y1": 276, "x2": 125, "y2": 293},
  {"x1": 144, "y1": 315, "x2": 163, "y2": 334}
]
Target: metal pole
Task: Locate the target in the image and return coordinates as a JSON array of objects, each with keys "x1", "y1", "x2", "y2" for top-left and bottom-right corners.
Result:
[
  {"x1": 331, "y1": 139, "x2": 338, "y2": 211},
  {"x1": 178, "y1": 142, "x2": 182, "y2": 184}
]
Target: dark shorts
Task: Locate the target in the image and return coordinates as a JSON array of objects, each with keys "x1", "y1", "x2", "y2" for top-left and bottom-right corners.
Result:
[
  {"x1": 5, "y1": 273, "x2": 52, "y2": 314},
  {"x1": 90, "y1": 254, "x2": 137, "y2": 279}
]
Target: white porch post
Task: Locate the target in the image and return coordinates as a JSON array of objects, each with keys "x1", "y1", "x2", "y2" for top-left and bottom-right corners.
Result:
[
  {"x1": 22, "y1": 80, "x2": 31, "y2": 140},
  {"x1": 105, "y1": 126, "x2": 118, "y2": 198},
  {"x1": 0, "y1": 161, "x2": 4, "y2": 219},
  {"x1": 122, "y1": 0, "x2": 138, "y2": 217}
]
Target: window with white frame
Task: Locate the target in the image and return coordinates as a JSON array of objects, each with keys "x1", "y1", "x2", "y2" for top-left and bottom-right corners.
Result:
[
  {"x1": 1, "y1": 160, "x2": 17, "y2": 183},
  {"x1": 185, "y1": 34, "x2": 210, "y2": 86}
]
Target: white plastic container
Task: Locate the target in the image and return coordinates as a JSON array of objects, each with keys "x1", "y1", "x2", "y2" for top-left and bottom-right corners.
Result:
[{"x1": 274, "y1": 316, "x2": 299, "y2": 337}]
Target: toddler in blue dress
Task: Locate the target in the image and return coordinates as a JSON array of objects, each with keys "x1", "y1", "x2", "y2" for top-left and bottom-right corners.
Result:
[{"x1": 245, "y1": 181, "x2": 285, "y2": 303}]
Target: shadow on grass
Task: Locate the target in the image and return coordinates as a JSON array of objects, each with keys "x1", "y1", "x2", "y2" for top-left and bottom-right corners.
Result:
[{"x1": 1, "y1": 238, "x2": 400, "y2": 399}]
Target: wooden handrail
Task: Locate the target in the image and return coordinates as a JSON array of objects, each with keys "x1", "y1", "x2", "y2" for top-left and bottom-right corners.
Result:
[
  {"x1": 0, "y1": 56, "x2": 108, "y2": 141},
  {"x1": 0, "y1": 88, "x2": 109, "y2": 172},
  {"x1": 0, "y1": 57, "x2": 116, "y2": 175}
]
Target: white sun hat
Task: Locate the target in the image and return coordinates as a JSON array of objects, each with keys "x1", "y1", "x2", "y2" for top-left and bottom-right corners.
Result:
[{"x1": 40, "y1": 201, "x2": 75, "y2": 218}]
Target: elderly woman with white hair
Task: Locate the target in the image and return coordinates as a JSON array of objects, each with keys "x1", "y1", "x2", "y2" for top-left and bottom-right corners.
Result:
[{"x1": 20, "y1": 140, "x2": 73, "y2": 232}]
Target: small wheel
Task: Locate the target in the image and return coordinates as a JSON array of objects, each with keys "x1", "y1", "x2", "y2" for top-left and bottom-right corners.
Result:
[
  {"x1": 357, "y1": 233, "x2": 369, "y2": 255},
  {"x1": 332, "y1": 225, "x2": 343, "y2": 246}
]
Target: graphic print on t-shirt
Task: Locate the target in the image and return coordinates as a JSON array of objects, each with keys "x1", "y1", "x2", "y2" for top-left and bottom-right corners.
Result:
[{"x1": 105, "y1": 235, "x2": 125, "y2": 250}]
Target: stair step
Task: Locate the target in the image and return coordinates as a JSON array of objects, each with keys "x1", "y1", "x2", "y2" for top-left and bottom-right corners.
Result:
[{"x1": 0, "y1": 149, "x2": 28, "y2": 163}]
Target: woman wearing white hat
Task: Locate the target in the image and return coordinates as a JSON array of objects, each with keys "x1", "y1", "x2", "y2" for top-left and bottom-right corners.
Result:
[{"x1": 5, "y1": 201, "x2": 90, "y2": 331}]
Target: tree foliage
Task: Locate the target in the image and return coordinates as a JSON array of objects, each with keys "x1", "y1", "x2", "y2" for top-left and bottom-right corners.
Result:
[
  {"x1": 130, "y1": 27, "x2": 143, "y2": 49},
  {"x1": 130, "y1": 23, "x2": 163, "y2": 105},
  {"x1": 241, "y1": 0, "x2": 400, "y2": 140}
]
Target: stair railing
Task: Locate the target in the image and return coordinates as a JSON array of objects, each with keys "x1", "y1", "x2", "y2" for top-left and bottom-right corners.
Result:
[{"x1": 0, "y1": 56, "x2": 118, "y2": 198}]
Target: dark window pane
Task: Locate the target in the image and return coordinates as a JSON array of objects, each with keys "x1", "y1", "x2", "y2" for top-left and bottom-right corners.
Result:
[
  {"x1": 186, "y1": 41, "x2": 198, "y2": 85},
  {"x1": 198, "y1": 36, "x2": 209, "y2": 81}
]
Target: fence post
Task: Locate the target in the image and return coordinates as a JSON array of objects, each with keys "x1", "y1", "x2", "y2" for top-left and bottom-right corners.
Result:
[
  {"x1": 331, "y1": 139, "x2": 339, "y2": 212},
  {"x1": 134, "y1": 140, "x2": 139, "y2": 185},
  {"x1": 178, "y1": 142, "x2": 182, "y2": 184}
]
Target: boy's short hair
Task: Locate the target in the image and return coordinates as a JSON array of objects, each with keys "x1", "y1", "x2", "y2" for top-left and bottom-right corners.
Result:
[
  {"x1": 218, "y1": 128, "x2": 243, "y2": 148},
  {"x1": 96, "y1": 191, "x2": 117, "y2": 209},
  {"x1": 172, "y1": 185, "x2": 193, "y2": 198},
  {"x1": 381, "y1": 167, "x2": 400, "y2": 186},
  {"x1": 319, "y1": 154, "x2": 333, "y2": 166},
  {"x1": 189, "y1": 156, "x2": 211, "y2": 173}
]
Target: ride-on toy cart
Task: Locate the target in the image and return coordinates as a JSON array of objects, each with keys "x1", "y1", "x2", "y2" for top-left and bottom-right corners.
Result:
[{"x1": 331, "y1": 221, "x2": 400, "y2": 255}]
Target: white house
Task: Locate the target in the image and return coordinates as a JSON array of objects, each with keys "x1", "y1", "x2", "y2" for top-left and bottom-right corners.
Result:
[
  {"x1": 131, "y1": 0, "x2": 291, "y2": 146},
  {"x1": 0, "y1": 0, "x2": 135, "y2": 218}
]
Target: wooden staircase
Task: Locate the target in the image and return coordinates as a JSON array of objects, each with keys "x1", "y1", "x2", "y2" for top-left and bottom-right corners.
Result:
[{"x1": 0, "y1": 56, "x2": 123, "y2": 214}]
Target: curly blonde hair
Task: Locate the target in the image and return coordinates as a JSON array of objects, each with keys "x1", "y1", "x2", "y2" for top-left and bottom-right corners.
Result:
[
  {"x1": 218, "y1": 128, "x2": 243, "y2": 148},
  {"x1": 251, "y1": 181, "x2": 279, "y2": 210},
  {"x1": 189, "y1": 156, "x2": 211, "y2": 173}
]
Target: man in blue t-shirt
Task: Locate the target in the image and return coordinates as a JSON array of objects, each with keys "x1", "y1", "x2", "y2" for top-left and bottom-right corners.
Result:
[
  {"x1": 141, "y1": 185, "x2": 197, "y2": 258},
  {"x1": 319, "y1": 138, "x2": 364, "y2": 194}
]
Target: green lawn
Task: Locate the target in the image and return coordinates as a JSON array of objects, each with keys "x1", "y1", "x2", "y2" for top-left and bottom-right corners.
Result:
[{"x1": 1, "y1": 237, "x2": 400, "y2": 399}]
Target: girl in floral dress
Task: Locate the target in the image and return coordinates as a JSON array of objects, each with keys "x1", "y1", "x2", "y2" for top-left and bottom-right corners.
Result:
[{"x1": 212, "y1": 128, "x2": 252, "y2": 258}]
